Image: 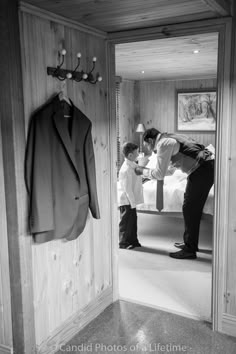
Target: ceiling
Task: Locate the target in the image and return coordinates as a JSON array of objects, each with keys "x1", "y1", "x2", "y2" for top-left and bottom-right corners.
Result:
[
  {"x1": 23, "y1": 0, "x2": 227, "y2": 81},
  {"x1": 23, "y1": 0, "x2": 231, "y2": 33},
  {"x1": 115, "y1": 33, "x2": 218, "y2": 81}
]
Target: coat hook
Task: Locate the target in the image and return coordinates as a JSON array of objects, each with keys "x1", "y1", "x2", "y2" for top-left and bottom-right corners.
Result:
[
  {"x1": 89, "y1": 57, "x2": 97, "y2": 75},
  {"x1": 83, "y1": 56, "x2": 103, "y2": 84},
  {"x1": 59, "y1": 49, "x2": 66, "y2": 67},
  {"x1": 72, "y1": 53, "x2": 82, "y2": 75},
  {"x1": 83, "y1": 57, "x2": 96, "y2": 83},
  {"x1": 72, "y1": 52, "x2": 83, "y2": 82},
  {"x1": 47, "y1": 50, "x2": 102, "y2": 84},
  {"x1": 53, "y1": 49, "x2": 67, "y2": 81},
  {"x1": 86, "y1": 73, "x2": 103, "y2": 85}
]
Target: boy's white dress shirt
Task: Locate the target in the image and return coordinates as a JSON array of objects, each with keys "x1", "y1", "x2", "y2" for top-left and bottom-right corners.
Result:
[{"x1": 118, "y1": 158, "x2": 144, "y2": 208}]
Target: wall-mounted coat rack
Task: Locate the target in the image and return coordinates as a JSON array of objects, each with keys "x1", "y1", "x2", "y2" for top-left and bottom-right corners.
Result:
[{"x1": 47, "y1": 49, "x2": 103, "y2": 84}]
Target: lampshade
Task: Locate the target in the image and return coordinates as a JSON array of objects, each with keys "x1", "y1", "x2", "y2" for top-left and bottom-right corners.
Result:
[{"x1": 136, "y1": 123, "x2": 146, "y2": 133}]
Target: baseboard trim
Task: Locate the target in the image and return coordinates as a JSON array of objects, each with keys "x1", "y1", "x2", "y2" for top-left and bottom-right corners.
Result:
[
  {"x1": 37, "y1": 287, "x2": 113, "y2": 354},
  {"x1": 119, "y1": 296, "x2": 212, "y2": 323},
  {"x1": 222, "y1": 314, "x2": 236, "y2": 337},
  {"x1": 0, "y1": 344, "x2": 13, "y2": 354}
]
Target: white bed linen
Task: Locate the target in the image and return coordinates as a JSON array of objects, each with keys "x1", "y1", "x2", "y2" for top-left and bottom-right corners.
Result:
[
  {"x1": 117, "y1": 145, "x2": 215, "y2": 215},
  {"x1": 136, "y1": 169, "x2": 214, "y2": 215}
]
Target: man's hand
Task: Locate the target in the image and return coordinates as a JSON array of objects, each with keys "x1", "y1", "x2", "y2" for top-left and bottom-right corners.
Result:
[
  {"x1": 134, "y1": 167, "x2": 144, "y2": 176},
  {"x1": 137, "y1": 155, "x2": 149, "y2": 167},
  {"x1": 135, "y1": 166, "x2": 151, "y2": 177}
]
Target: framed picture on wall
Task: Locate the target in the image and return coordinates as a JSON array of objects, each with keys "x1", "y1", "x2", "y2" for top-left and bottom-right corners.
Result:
[{"x1": 176, "y1": 89, "x2": 217, "y2": 132}]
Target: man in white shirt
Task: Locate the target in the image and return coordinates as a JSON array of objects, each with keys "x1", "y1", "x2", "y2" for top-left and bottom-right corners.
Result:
[
  {"x1": 142, "y1": 128, "x2": 214, "y2": 259},
  {"x1": 118, "y1": 142, "x2": 144, "y2": 249}
]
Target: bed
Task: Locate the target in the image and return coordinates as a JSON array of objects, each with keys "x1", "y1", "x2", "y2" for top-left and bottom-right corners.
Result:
[
  {"x1": 137, "y1": 169, "x2": 214, "y2": 217},
  {"x1": 118, "y1": 146, "x2": 215, "y2": 218},
  {"x1": 137, "y1": 147, "x2": 214, "y2": 217}
]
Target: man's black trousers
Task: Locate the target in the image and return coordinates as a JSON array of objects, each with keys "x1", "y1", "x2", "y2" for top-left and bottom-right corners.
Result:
[{"x1": 183, "y1": 160, "x2": 214, "y2": 252}]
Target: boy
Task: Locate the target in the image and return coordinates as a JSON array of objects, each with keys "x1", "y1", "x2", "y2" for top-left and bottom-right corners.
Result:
[{"x1": 118, "y1": 142, "x2": 144, "y2": 249}]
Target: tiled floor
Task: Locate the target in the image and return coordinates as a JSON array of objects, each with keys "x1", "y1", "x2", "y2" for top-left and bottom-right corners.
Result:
[{"x1": 56, "y1": 300, "x2": 236, "y2": 354}]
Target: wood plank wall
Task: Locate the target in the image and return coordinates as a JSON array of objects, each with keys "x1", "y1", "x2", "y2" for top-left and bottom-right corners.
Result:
[
  {"x1": 0, "y1": 122, "x2": 12, "y2": 349},
  {"x1": 119, "y1": 78, "x2": 216, "y2": 159},
  {"x1": 118, "y1": 80, "x2": 143, "y2": 165},
  {"x1": 119, "y1": 80, "x2": 136, "y2": 145},
  {"x1": 139, "y1": 78, "x2": 216, "y2": 146},
  {"x1": 226, "y1": 14, "x2": 236, "y2": 317},
  {"x1": 0, "y1": 0, "x2": 35, "y2": 352},
  {"x1": 19, "y1": 10, "x2": 112, "y2": 347}
]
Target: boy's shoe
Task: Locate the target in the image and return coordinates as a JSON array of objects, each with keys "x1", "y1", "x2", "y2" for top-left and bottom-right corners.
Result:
[
  {"x1": 128, "y1": 243, "x2": 142, "y2": 249},
  {"x1": 126, "y1": 244, "x2": 135, "y2": 249},
  {"x1": 119, "y1": 244, "x2": 134, "y2": 249},
  {"x1": 119, "y1": 244, "x2": 129, "y2": 249},
  {"x1": 127, "y1": 242, "x2": 142, "y2": 249},
  {"x1": 119, "y1": 243, "x2": 142, "y2": 249}
]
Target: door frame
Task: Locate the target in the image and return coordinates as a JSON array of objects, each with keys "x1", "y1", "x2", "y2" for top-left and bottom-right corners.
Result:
[{"x1": 106, "y1": 17, "x2": 232, "y2": 332}]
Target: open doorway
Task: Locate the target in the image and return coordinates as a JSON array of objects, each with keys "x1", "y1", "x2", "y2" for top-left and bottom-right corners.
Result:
[{"x1": 115, "y1": 33, "x2": 218, "y2": 322}]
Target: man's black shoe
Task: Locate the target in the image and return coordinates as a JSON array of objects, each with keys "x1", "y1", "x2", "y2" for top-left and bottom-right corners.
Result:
[
  {"x1": 174, "y1": 242, "x2": 199, "y2": 252},
  {"x1": 169, "y1": 249, "x2": 197, "y2": 259}
]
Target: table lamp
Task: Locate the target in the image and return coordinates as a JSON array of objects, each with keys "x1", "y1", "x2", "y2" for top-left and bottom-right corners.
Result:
[{"x1": 136, "y1": 123, "x2": 146, "y2": 153}]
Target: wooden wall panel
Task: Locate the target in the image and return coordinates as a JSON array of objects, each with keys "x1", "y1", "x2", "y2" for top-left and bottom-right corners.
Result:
[
  {"x1": 0, "y1": 0, "x2": 35, "y2": 352},
  {"x1": 119, "y1": 80, "x2": 138, "y2": 164},
  {"x1": 20, "y1": 10, "x2": 111, "y2": 346},
  {"x1": 139, "y1": 78, "x2": 216, "y2": 147},
  {"x1": 0, "y1": 122, "x2": 12, "y2": 348},
  {"x1": 119, "y1": 80, "x2": 136, "y2": 145},
  {"x1": 119, "y1": 78, "x2": 216, "y2": 156},
  {"x1": 226, "y1": 18, "x2": 236, "y2": 318}
]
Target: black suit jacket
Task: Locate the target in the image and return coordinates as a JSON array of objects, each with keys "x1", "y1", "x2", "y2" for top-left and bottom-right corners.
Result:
[{"x1": 25, "y1": 94, "x2": 100, "y2": 243}]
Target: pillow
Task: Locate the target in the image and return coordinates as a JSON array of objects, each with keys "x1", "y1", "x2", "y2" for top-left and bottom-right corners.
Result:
[{"x1": 206, "y1": 144, "x2": 215, "y2": 155}]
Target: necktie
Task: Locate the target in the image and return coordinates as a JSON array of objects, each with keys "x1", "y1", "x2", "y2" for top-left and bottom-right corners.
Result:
[{"x1": 156, "y1": 180, "x2": 164, "y2": 211}]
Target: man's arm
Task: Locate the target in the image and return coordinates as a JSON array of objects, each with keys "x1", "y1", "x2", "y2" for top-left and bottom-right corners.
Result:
[{"x1": 143, "y1": 138, "x2": 178, "y2": 180}]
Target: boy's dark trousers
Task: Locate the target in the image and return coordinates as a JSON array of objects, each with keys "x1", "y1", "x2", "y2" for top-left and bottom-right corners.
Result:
[{"x1": 119, "y1": 205, "x2": 138, "y2": 247}]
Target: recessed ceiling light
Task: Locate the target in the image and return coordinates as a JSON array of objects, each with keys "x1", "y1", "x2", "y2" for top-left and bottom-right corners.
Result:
[
  {"x1": 193, "y1": 49, "x2": 200, "y2": 54},
  {"x1": 141, "y1": 70, "x2": 145, "y2": 74}
]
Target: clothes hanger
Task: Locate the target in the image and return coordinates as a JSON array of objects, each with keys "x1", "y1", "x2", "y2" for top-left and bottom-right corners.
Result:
[
  {"x1": 58, "y1": 91, "x2": 72, "y2": 106},
  {"x1": 58, "y1": 91, "x2": 72, "y2": 118}
]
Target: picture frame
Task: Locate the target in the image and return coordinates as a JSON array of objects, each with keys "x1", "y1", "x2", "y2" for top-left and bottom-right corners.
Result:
[{"x1": 176, "y1": 89, "x2": 217, "y2": 132}]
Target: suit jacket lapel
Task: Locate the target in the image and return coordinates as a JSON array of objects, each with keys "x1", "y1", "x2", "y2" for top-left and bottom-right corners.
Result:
[{"x1": 53, "y1": 109, "x2": 79, "y2": 177}]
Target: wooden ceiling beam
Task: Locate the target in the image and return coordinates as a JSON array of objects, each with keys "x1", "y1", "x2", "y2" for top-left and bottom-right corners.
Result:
[{"x1": 201, "y1": 0, "x2": 231, "y2": 15}]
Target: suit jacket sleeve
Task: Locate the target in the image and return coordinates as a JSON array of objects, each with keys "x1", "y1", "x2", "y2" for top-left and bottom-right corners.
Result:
[
  {"x1": 84, "y1": 124, "x2": 100, "y2": 219},
  {"x1": 25, "y1": 113, "x2": 54, "y2": 233}
]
